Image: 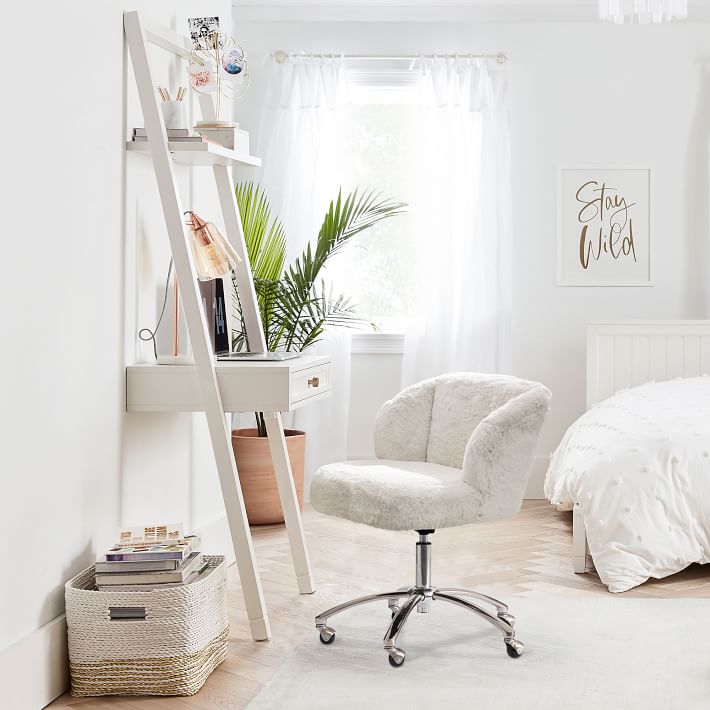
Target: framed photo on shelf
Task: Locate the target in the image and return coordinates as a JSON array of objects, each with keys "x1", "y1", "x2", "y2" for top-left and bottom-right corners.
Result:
[{"x1": 557, "y1": 165, "x2": 653, "y2": 286}]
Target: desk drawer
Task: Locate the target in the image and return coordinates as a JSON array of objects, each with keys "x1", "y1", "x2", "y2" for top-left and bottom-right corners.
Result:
[
  {"x1": 291, "y1": 363, "x2": 331, "y2": 404},
  {"x1": 126, "y1": 355, "x2": 331, "y2": 413}
]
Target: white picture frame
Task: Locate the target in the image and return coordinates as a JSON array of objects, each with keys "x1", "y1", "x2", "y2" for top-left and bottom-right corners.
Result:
[{"x1": 557, "y1": 165, "x2": 654, "y2": 287}]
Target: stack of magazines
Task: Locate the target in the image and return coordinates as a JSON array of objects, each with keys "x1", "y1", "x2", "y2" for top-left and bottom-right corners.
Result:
[
  {"x1": 95, "y1": 524, "x2": 208, "y2": 591},
  {"x1": 132, "y1": 128, "x2": 204, "y2": 142}
]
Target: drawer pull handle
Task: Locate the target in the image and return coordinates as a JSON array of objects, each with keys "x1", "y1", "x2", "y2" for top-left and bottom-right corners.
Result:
[{"x1": 308, "y1": 376, "x2": 320, "y2": 388}]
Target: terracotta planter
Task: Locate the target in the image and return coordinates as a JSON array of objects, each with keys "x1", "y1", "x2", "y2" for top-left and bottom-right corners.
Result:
[{"x1": 231, "y1": 428, "x2": 305, "y2": 525}]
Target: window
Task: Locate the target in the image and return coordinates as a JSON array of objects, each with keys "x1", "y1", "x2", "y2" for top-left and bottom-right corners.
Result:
[{"x1": 324, "y1": 64, "x2": 422, "y2": 331}]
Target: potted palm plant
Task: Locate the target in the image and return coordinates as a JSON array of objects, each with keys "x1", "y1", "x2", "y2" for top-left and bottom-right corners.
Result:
[{"x1": 231, "y1": 183, "x2": 405, "y2": 524}]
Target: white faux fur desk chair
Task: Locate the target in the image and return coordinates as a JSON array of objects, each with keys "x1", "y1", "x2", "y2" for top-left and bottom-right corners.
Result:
[{"x1": 311, "y1": 373, "x2": 551, "y2": 667}]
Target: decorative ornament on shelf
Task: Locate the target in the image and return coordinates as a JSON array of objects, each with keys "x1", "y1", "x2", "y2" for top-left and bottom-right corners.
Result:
[
  {"x1": 599, "y1": 0, "x2": 687, "y2": 23},
  {"x1": 186, "y1": 16, "x2": 249, "y2": 122}
]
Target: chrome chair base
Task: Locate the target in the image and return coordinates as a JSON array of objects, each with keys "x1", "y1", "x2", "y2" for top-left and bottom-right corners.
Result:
[{"x1": 314, "y1": 531, "x2": 524, "y2": 667}]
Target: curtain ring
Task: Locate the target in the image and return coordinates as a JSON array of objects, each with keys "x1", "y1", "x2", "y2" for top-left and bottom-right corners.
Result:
[{"x1": 413, "y1": 51, "x2": 425, "y2": 74}]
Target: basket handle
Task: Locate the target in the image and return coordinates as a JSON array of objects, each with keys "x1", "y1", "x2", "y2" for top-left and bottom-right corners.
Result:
[{"x1": 109, "y1": 606, "x2": 146, "y2": 621}]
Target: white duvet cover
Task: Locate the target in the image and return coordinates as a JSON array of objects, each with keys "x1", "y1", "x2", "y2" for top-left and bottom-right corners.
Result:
[{"x1": 545, "y1": 377, "x2": 710, "y2": 592}]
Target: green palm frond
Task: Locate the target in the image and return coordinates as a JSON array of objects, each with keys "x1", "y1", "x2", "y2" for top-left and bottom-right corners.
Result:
[
  {"x1": 232, "y1": 183, "x2": 406, "y2": 354},
  {"x1": 286, "y1": 189, "x2": 407, "y2": 298},
  {"x1": 235, "y1": 182, "x2": 286, "y2": 281}
]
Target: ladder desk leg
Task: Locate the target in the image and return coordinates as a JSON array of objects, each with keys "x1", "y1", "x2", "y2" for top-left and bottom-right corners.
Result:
[
  {"x1": 264, "y1": 412, "x2": 315, "y2": 594},
  {"x1": 211, "y1": 421, "x2": 272, "y2": 640},
  {"x1": 123, "y1": 10, "x2": 271, "y2": 642},
  {"x1": 208, "y1": 156, "x2": 316, "y2": 595}
]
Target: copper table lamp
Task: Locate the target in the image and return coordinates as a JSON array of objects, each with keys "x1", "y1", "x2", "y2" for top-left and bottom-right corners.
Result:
[{"x1": 158, "y1": 211, "x2": 241, "y2": 365}]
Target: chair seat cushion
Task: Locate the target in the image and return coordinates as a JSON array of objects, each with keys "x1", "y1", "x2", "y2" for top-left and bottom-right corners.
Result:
[{"x1": 310, "y1": 459, "x2": 485, "y2": 531}]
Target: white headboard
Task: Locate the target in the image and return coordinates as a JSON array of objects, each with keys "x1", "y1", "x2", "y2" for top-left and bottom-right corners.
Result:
[{"x1": 587, "y1": 320, "x2": 710, "y2": 408}]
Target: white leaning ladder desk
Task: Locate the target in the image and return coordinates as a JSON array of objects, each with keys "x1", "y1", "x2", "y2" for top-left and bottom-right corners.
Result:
[{"x1": 124, "y1": 11, "x2": 328, "y2": 641}]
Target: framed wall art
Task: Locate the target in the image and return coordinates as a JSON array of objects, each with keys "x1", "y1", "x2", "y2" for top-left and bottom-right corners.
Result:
[{"x1": 557, "y1": 165, "x2": 653, "y2": 286}]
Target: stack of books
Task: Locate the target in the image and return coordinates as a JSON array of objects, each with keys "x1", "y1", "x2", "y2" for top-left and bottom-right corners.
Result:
[
  {"x1": 132, "y1": 128, "x2": 204, "y2": 143},
  {"x1": 95, "y1": 524, "x2": 208, "y2": 591},
  {"x1": 193, "y1": 123, "x2": 250, "y2": 152}
]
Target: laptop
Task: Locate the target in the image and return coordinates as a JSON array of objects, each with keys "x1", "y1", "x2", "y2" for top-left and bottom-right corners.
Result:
[
  {"x1": 201, "y1": 280, "x2": 299, "y2": 361},
  {"x1": 216, "y1": 350, "x2": 300, "y2": 361}
]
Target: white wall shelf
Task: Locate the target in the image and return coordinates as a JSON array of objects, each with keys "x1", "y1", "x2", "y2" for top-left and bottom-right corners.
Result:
[
  {"x1": 127, "y1": 355, "x2": 331, "y2": 412},
  {"x1": 126, "y1": 140, "x2": 262, "y2": 167},
  {"x1": 124, "y1": 11, "x2": 317, "y2": 644}
]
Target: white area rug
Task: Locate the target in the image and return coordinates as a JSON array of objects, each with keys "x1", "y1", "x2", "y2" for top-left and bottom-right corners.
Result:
[{"x1": 246, "y1": 597, "x2": 710, "y2": 710}]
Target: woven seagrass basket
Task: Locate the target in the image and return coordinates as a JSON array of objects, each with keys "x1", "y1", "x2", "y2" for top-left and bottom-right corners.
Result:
[{"x1": 65, "y1": 554, "x2": 228, "y2": 697}]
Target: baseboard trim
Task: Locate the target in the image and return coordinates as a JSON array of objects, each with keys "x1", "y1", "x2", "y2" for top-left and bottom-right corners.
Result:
[
  {"x1": 0, "y1": 614, "x2": 69, "y2": 709},
  {"x1": 524, "y1": 456, "x2": 550, "y2": 500}
]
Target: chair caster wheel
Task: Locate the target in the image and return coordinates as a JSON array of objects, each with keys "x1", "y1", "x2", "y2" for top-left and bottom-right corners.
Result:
[
  {"x1": 498, "y1": 612, "x2": 515, "y2": 628},
  {"x1": 505, "y1": 638, "x2": 524, "y2": 658},
  {"x1": 319, "y1": 627, "x2": 335, "y2": 645},
  {"x1": 388, "y1": 648, "x2": 406, "y2": 667}
]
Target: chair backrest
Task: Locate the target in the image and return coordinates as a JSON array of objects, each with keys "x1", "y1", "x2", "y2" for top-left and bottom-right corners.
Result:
[{"x1": 374, "y1": 372, "x2": 548, "y2": 469}]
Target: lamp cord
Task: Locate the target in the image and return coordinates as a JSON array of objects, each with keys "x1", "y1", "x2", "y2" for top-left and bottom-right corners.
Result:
[{"x1": 139, "y1": 258, "x2": 174, "y2": 360}]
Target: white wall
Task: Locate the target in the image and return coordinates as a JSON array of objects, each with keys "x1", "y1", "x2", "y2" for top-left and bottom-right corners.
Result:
[
  {"x1": 347, "y1": 335, "x2": 405, "y2": 459},
  {"x1": 234, "y1": 16, "x2": 710, "y2": 488},
  {"x1": 0, "y1": 1, "x2": 233, "y2": 696}
]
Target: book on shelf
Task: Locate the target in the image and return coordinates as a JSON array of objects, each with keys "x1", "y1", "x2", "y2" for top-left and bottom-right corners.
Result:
[
  {"x1": 96, "y1": 552, "x2": 205, "y2": 586},
  {"x1": 104, "y1": 534, "x2": 200, "y2": 562},
  {"x1": 132, "y1": 128, "x2": 204, "y2": 142},
  {"x1": 132, "y1": 135, "x2": 204, "y2": 142},
  {"x1": 133, "y1": 128, "x2": 191, "y2": 137},
  {"x1": 97, "y1": 565, "x2": 213, "y2": 592},
  {"x1": 95, "y1": 557, "x2": 182, "y2": 573},
  {"x1": 194, "y1": 127, "x2": 250, "y2": 152},
  {"x1": 95, "y1": 525, "x2": 207, "y2": 590}
]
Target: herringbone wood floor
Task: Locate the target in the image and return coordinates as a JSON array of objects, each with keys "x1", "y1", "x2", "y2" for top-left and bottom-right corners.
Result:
[{"x1": 49, "y1": 501, "x2": 710, "y2": 710}]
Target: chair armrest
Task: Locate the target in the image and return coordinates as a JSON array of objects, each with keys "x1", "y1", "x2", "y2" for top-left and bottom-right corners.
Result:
[
  {"x1": 373, "y1": 379, "x2": 436, "y2": 461},
  {"x1": 462, "y1": 385, "x2": 551, "y2": 519}
]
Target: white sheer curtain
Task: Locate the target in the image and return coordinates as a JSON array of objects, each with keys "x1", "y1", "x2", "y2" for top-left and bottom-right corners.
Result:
[
  {"x1": 258, "y1": 56, "x2": 346, "y2": 265},
  {"x1": 402, "y1": 56, "x2": 512, "y2": 384},
  {"x1": 254, "y1": 56, "x2": 352, "y2": 487},
  {"x1": 250, "y1": 54, "x2": 512, "y2": 485}
]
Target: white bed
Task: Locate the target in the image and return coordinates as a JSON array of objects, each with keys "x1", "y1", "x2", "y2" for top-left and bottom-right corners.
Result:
[{"x1": 545, "y1": 321, "x2": 710, "y2": 592}]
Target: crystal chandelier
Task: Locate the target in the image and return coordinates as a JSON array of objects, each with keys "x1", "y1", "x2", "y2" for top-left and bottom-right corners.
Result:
[{"x1": 599, "y1": 0, "x2": 687, "y2": 23}]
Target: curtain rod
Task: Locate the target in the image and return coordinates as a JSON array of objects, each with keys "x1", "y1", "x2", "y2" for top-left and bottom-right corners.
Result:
[{"x1": 272, "y1": 50, "x2": 508, "y2": 66}]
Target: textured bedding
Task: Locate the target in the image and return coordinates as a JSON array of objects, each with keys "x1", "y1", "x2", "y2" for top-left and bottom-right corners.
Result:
[{"x1": 545, "y1": 377, "x2": 710, "y2": 592}]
